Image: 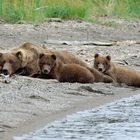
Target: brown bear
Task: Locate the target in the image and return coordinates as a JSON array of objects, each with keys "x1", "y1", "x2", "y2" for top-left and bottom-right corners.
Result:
[
  {"x1": 38, "y1": 52, "x2": 113, "y2": 83},
  {"x1": 0, "y1": 42, "x2": 45, "y2": 76},
  {"x1": 0, "y1": 42, "x2": 88, "y2": 77},
  {"x1": 94, "y1": 53, "x2": 140, "y2": 87},
  {"x1": 38, "y1": 50, "x2": 88, "y2": 79}
]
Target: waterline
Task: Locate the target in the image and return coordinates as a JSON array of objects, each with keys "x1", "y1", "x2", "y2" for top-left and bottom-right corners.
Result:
[{"x1": 15, "y1": 94, "x2": 140, "y2": 140}]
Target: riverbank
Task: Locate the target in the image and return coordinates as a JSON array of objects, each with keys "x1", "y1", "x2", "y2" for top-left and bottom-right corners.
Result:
[
  {"x1": 0, "y1": 19, "x2": 140, "y2": 140},
  {"x1": 4, "y1": 79, "x2": 140, "y2": 140},
  {"x1": 14, "y1": 94, "x2": 140, "y2": 140}
]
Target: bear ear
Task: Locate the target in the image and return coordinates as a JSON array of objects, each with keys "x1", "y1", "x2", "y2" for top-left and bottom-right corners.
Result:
[
  {"x1": 94, "y1": 53, "x2": 99, "y2": 58},
  {"x1": 39, "y1": 53, "x2": 44, "y2": 59},
  {"x1": 51, "y1": 54, "x2": 56, "y2": 60},
  {"x1": 16, "y1": 51, "x2": 22, "y2": 60},
  {"x1": 106, "y1": 55, "x2": 111, "y2": 61},
  {"x1": 0, "y1": 53, "x2": 3, "y2": 57}
]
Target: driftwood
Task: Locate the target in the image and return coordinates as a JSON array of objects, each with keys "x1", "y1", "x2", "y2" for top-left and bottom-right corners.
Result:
[
  {"x1": 43, "y1": 40, "x2": 140, "y2": 46},
  {"x1": 115, "y1": 40, "x2": 140, "y2": 45}
]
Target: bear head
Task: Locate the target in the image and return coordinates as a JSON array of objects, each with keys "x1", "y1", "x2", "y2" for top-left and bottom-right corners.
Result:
[
  {"x1": 94, "y1": 53, "x2": 111, "y2": 73},
  {"x1": 0, "y1": 51, "x2": 22, "y2": 76},
  {"x1": 38, "y1": 53, "x2": 57, "y2": 74}
]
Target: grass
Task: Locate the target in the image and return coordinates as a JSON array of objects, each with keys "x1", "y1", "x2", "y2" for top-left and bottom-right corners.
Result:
[{"x1": 0, "y1": 0, "x2": 139, "y2": 23}]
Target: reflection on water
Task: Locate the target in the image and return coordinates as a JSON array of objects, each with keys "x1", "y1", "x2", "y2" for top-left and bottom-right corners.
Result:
[{"x1": 15, "y1": 94, "x2": 140, "y2": 140}]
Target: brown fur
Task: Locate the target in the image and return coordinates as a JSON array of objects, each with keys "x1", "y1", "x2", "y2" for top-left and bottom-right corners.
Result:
[
  {"x1": 50, "y1": 50, "x2": 88, "y2": 67},
  {"x1": 38, "y1": 52, "x2": 95, "y2": 83},
  {"x1": 0, "y1": 52, "x2": 21, "y2": 75},
  {"x1": 39, "y1": 50, "x2": 88, "y2": 79},
  {"x1": 94, "y1": 53, "x2": 140, "y2": 87},
  {"x1": 38, "y1": 52, "x2": 113, "y2": 83},
  {"x1": 0, "y1": 42, "x2": 45, "y2": 76},
  {"x1": 87, "y1": 67, "x2": 113, "y2": 83},
  {"x1": 0, "y1": 42, "x2": 88, "y2": 77},
  {"x1": 13, "y1": 42, "x2": 45, "y2": 76}
]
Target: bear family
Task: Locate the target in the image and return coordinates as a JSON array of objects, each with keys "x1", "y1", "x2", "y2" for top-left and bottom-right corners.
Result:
[
  {"x1": 94, "y1": 53, "x2": 140, "y2": 87},
  {"x1": 0, "y1": 42, "x2": 88, "y2": 76},
  {"x1": 38, "y1": 52, "x2": 113, "y2": 83}
]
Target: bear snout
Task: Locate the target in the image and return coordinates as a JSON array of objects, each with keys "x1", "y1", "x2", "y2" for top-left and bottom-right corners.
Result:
[
  {"x1": 2, "y1": 69, "x2": 9, "y2": 75},
  {"x1": 42, "y1": 65, "x2": 51, "y2": 74},
  {"x1": 43, "y1": 69, "x2": 49, "y2": 74},
  {"x1": 2, "y1": 63, "x2": 13, "y2": 75},
  {"x1": 97, "y1": 63, "x2": 105, "y2": 72},
  {"x1": 99, "y1": 68, "x2": 103, "y2": 72}
]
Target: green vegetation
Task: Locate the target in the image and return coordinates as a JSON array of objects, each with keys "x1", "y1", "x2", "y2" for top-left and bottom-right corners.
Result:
[{"x1": 0, "y1": 0, "x2": 139, "y2": 23}]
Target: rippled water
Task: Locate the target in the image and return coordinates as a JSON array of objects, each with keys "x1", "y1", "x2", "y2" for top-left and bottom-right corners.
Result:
[{"x1": 15, "y1": 94, "x2": 140, "y2": 140}]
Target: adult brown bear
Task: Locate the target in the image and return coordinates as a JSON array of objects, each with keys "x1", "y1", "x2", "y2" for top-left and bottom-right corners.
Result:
[{"x1": 0, "y1": 42, "x2": 45, "y2": 76}]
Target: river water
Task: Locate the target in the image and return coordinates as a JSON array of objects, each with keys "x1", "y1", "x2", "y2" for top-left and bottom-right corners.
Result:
[{"x1": 14, "y1": 94, "x2": 140, "y2": 140}]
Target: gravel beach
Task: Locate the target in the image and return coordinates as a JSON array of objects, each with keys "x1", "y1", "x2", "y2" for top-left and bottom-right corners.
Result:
[{"x1": 0, "y1": 18, "x2": 140, "y2": 140}]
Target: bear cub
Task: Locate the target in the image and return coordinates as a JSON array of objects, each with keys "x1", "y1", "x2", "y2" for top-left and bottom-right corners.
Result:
[
  {"x1": 38, "y1": 52, "x2": 95, "y2": 83},
  {"x1": 94, "y1": 53, "x2": 140, "y2": 87}
]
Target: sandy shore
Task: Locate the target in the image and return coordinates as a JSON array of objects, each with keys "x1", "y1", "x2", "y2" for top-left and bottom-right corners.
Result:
[
  {"x1": 1, "y1": 76, "x2": 140, "y2": 140},
  {"x1": 0, "y1": 18, "x2": 140, "y2": 140},
  {"x1": 4, "y1": 81, "x2": 140, "y2": 140}
]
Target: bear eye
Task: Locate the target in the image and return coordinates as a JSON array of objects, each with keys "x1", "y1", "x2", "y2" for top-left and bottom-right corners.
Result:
[
  {"x1": 105, "y1": 61, "x2": 108, "y2": 65},
  {"x1": 47, "y1": 63, "x2": 51, "y2": 66},
  {"x1": 96, "y1": 62, "x2": 99, "y2": 65},
  {"x1": 41, "y1": 62, "x2": 50, "y2": 66},
  {"x1": 41, "y1": 62, "x2": 46, "y2": 65},
  {"x1": 102, "y1": 61, "x2": 107, "y2": 65},
  {"x1": 9, "y1": 60, "x2": 14, "y2": 64},
  {"x1": 2, "y1": 60, "x2": 5, "y2": 64}
]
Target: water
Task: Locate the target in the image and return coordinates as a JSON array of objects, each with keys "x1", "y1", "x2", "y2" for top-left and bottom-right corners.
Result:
[{"x1": 15, "y1": 94, "x2": 140, "y2": 140}]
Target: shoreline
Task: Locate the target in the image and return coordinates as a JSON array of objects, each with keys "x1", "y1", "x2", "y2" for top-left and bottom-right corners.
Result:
[{"x1": 6, "y1": 91, "x2": 140, "y2": 140}]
